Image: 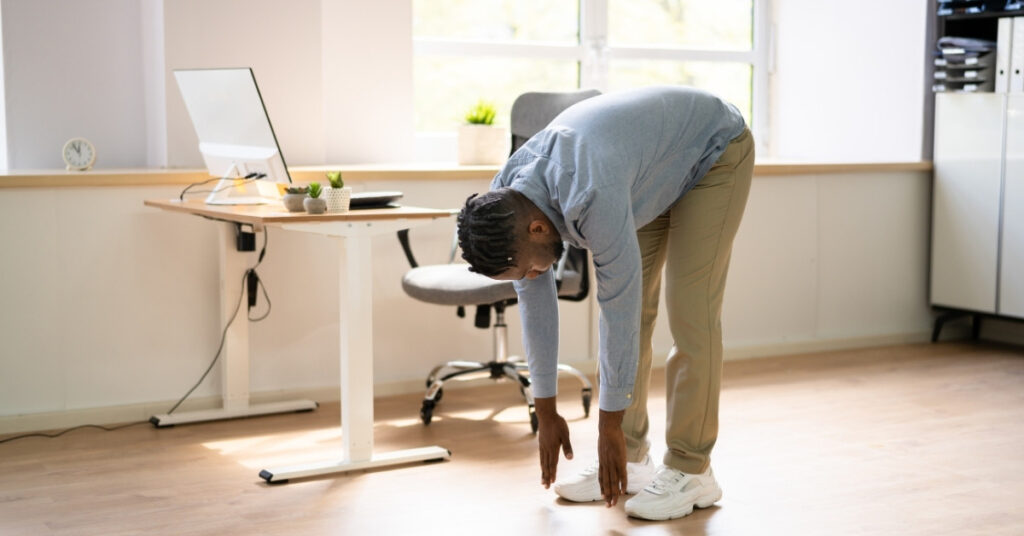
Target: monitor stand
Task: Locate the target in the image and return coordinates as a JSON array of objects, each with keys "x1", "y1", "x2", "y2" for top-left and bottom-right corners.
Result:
[{"x1": 204, "y1": 172, "x2": 281, "y2": 206}]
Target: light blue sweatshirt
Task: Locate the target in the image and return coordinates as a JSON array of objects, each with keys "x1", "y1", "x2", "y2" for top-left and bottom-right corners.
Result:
[{"x1": 490, "y1": 86, "x2": 747, "y2": 412}]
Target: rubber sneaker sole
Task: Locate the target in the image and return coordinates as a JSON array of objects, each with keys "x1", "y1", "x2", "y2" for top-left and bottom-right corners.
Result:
[{"x1": 624, "y1": 484, "x2": 722, "y2": 520}]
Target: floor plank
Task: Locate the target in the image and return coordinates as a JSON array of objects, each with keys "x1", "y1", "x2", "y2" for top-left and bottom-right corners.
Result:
[{"x1": 1, "y1": 342, "x2": 1022, "y2": 535}]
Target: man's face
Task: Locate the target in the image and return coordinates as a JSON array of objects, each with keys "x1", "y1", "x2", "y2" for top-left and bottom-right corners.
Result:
[{"x1": 493, "y1": 235, "x2": 564, "y2": 281}]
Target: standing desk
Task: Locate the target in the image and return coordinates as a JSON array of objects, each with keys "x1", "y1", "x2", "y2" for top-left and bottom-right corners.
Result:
[{"x1": 144, "y1": 199, "x2": 454, "y2": 482}]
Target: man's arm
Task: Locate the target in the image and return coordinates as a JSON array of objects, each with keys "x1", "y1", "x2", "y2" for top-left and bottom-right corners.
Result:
[
  {"x1": 581, "y1": 201, "x2": 643, "y2": 413},
  {"x1": 576, "y1": 193, "x2": 643, "y2": 506},
  {"x1": 514, "y1": 271, "x2": 574, "y2": 487},
  {"x1": 513, "y1": 270, "x2": 560, "y2": 398}
]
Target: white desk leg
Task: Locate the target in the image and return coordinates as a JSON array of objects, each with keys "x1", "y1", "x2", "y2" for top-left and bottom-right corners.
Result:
[
  {"x1": 259, "y1": 228, "x2": 449, "y2": 483},
  {"x1": 150, "y1": 223, "x2": 317, "y2": 427},
  {"x1": 340, "y1": 233, "x2": 374, "y2": 461},
  {"x1": 220, "y1": 222, "x2": 251, "y2": 411}
]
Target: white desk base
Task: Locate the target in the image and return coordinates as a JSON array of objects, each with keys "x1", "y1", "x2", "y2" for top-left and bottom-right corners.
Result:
[
  {"x1": 150, "y1": 223, "x2": 319, "y2": 428},
  {"x1": 149, "y1": 399, "x2": 318, "y2": 427},
  {"x1": 256, "y1": 218, "x2": 451, "y2": 482},
  {"x1": 258, "y1": 446, "x2": 451, "y2": 482}
]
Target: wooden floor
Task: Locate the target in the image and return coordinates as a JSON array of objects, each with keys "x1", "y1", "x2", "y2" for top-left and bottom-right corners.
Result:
[{"x1": 2, "y1": 342, "x2": 1023, "y2": 536}]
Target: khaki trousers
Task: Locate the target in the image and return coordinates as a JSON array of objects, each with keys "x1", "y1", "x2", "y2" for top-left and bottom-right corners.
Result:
[{"x1": 621, "y1": 128, "x2": 754, "y2": 474}]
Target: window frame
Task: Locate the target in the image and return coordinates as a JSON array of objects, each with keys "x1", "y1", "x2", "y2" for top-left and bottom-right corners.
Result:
[{"x1": 413, "y1": 0, "x2": 772, "y2": 155}]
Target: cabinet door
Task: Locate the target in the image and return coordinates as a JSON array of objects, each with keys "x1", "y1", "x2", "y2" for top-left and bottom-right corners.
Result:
[
  {"x1": 931, "y1": 93, "x2": 1004, "y2": 313},
  {"x1": 1001, "y1": 96, "x2": 1024, "y2": 318}
]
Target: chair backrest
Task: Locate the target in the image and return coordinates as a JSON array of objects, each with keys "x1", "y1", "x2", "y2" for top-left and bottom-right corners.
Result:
[
  {"x1": 509, "y1": 89, "x2": 601, "y2": 302},
  {"x1": 509, "y1": 89, "x2": 602, "y2": 154}
]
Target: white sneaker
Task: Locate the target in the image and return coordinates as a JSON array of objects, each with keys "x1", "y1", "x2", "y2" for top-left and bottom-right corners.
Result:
[
  {"x1": 553, "y1": 455, "x2": 656, "y2": 502},
  {"x1": 624, "y1": 466, "x2": 722, "y2": 520}
]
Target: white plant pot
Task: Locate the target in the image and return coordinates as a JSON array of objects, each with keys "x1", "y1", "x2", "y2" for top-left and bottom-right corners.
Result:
[
  {"x1": 325, "y1": 186, "x2": 352, "y2": 213},
  {"x1": 282, "y1": 193, "x2": 306, "y2": 213},
  {"x1": 457, "y1": 124, "x2": 510, "y2": 165},
  {"x1": 303, "y1": 197, "x2": 327, "y2": 214}
]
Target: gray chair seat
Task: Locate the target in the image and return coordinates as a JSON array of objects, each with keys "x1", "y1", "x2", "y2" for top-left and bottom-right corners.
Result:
[
  {"x1": 403, "y1": 264, "x2": 583, "y2": 306},
  {"x1": 402, "y1": 264, "x2": 516, "y2": 306}
]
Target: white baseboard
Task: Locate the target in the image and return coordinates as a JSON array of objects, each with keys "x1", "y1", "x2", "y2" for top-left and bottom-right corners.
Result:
[
  {"x1": 0, "y1": 387, "x2": 339, "y2": 436},
  {"x1": 723, "y1": 331, "x2": 933, "y2": 361},
  {"x1": 0, "y1": 331, "x2": 931, "y2": 437}
]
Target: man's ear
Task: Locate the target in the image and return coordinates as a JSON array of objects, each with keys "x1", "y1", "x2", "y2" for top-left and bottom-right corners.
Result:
[{"x1": 527, "y1": 219, "x2": 550, "y2": 237}]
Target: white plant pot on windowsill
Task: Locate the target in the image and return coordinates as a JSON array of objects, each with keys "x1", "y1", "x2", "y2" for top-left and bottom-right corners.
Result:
[
  {"x1": 325, "y1": 186, "x2": 352, "y2": 213},
  {"x1": 457, "y1": 124, "x2": 510, "y2": 165}
]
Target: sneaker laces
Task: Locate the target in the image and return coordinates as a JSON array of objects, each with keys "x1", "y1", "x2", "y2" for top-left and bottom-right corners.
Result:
[
  {"x1": 580, "y1": 456, "x2": 648, "y2": 476},
  {"x1": 646, "y1": 467, "x2": 685, "y2": 493},
  {"x1": 578, "y1": 460, "x2": 600, "y2": 477}
]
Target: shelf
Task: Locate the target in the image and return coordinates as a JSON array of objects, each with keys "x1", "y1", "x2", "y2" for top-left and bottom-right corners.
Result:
[{"x1": 939, "y1": 10, "x2": 1024, "y2": 22}]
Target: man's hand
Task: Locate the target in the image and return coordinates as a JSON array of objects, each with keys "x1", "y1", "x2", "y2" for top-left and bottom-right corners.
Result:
[
  {"x1": 598, "y1": 409, "x2": 627, "y2": 507},
  {"x1": 534, "y1": 396, "x2": 573, "y2": 489}
]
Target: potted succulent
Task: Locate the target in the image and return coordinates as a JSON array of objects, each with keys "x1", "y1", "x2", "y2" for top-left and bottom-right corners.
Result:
[
  {"x1": 303, "y1": 182, "x2": 327, "y2": 214},
  {"x1": 283, "y1": 185, "x2": 309, "y2": 212},
  {"x1": 324, "y1": 171, "x2": 352, "y2": 213},
  {"x1": 457, "y1": 99, "x2": 510, "y2": 165}
]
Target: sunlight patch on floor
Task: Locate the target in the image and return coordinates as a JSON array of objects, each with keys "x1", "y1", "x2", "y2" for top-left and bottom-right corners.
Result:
[
  {"x1": 202, "y1": 428, "x2": 344, "y2": 468},
  {"x1": 230, "y1": 449, "x2": 349, "y2": 470},
  {"x1": 438, "y1": 405, "x2": 530, "y2": 423},
  {"x1": 375, "y1": 416, "x2": 426, "y2": 428}
]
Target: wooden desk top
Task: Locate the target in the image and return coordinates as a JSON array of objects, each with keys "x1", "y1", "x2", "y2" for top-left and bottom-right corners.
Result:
[{"x1": 144, "y1": 198, "x2": 456, "y2": 225}]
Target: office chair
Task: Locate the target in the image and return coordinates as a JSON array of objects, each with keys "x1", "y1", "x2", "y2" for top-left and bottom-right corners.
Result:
[{"x1": 399, "y1": 89, "x2": 601, "y2": 433}]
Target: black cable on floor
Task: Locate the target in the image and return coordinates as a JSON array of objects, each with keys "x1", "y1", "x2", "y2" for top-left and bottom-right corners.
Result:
[{"x1": 0, "y1": 421, "x2": 149, "y2": 445}]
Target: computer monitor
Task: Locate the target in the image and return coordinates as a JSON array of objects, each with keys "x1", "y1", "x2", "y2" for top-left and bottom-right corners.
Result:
[{"x1": 174, "y1": 68, "x2": 291, "y2": 205}]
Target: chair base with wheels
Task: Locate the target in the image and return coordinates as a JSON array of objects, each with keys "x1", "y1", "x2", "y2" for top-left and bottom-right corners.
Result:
[{"x1": 417, "y1": 301, "x2": 593, "y2": 433}]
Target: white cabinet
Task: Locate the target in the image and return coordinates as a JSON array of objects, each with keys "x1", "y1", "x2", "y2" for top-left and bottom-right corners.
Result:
[
  {"x1": 1002, "y1": 97, "x2": 1024, "y2": 317},
  {"x1": 932, "y1": 93, "x2": 1024, "y2": 321}
]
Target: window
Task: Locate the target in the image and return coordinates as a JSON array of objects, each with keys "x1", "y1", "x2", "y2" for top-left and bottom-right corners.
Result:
[{"x1": 413, "y1": 0, "x2": 770, "y2": 151}]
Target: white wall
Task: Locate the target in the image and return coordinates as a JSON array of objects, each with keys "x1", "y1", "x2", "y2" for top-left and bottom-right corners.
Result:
[
  {"x1": 0, "y1": 4, "x2": 7, "y2": 170},
  {"x1": 769, "y1": 0, "x2": 929, "y2": 161},
  {"x1": 140, "y1": 0, "x2": 167, "y2": 168},
  {"x1": 163, "y1": 0, "x2": 415, "y2": 166},
  {"x1": 0, "y1": 0, "x2": 931, "y2": 170},
  {"x1": 321, "y1": 0, "x2": 415, "y2": 163},
  {"x1": 0, "y1": 1, "x2": 955, "y2": 430},
  {"x1": 1, "y1": 0, "x2": 148, "y2": 169},
  {"x1": 0, "y1": 176, "x2": 588, "y2": 422},
  {"x1": 162, "y1": 0, "x2": 325, "y2": 168},
  {"x1": 722, "y1": 172, "x2": 933, "y2": 349},
  {"x1": 0, "y1": 169, "x2": 935, "y2": 430},
  {"x1": 0, "y1": 0, "x2": 415, "y2": 170}
]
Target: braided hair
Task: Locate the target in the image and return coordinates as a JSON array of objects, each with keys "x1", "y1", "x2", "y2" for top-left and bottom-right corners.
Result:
[{"x1": 457, "y1": 189, "x2": 521, "y2": 276}]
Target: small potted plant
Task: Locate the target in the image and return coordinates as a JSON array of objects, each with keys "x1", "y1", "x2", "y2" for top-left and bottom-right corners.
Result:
[
  {"x1": 324, "y1": 171, "x2": 352, "y2": 213},
  {"x1": 283, "y1": 185, "x2": 309, "y2": 212},
  {"x1": 457, "y1": 99, "x2": 510, "y2": 165},
  {"x1": 303, "y1": 182, "x2": 327, "y2": 214}
]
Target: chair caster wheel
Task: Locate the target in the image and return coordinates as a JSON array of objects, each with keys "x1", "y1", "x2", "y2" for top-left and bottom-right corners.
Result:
[{"x1": 420, "y1": 399, "x2": 436, "y2": 426}]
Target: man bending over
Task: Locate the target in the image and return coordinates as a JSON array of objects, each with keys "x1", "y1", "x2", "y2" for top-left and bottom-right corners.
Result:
[{"x1": 457, "y1": 85, "x2": 754, "y2": 521}]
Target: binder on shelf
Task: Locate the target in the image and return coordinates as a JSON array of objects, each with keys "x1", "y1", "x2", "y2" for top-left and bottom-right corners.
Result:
[
  {"x1": 933, "y1": 36, "x2": 997, "y2": 93},
  {"x1": 1011, "y1": 17, "x2": 1024, "y2": 92},
  {"x1": 997, "y1": 16, "x2": 1013, "y2": 92},
  {"x1": 935, "y1": 55, "x2": 995, "y2": 68},
  {"x1": 932, "y1": 80, "x2": 996, "y2": 93},
  {"x1": 935, "y1": 69, "x2": 990, "y2": 80},
  {"x1": 937, "y1": 1, "x2": 987, "y2": 17}
]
